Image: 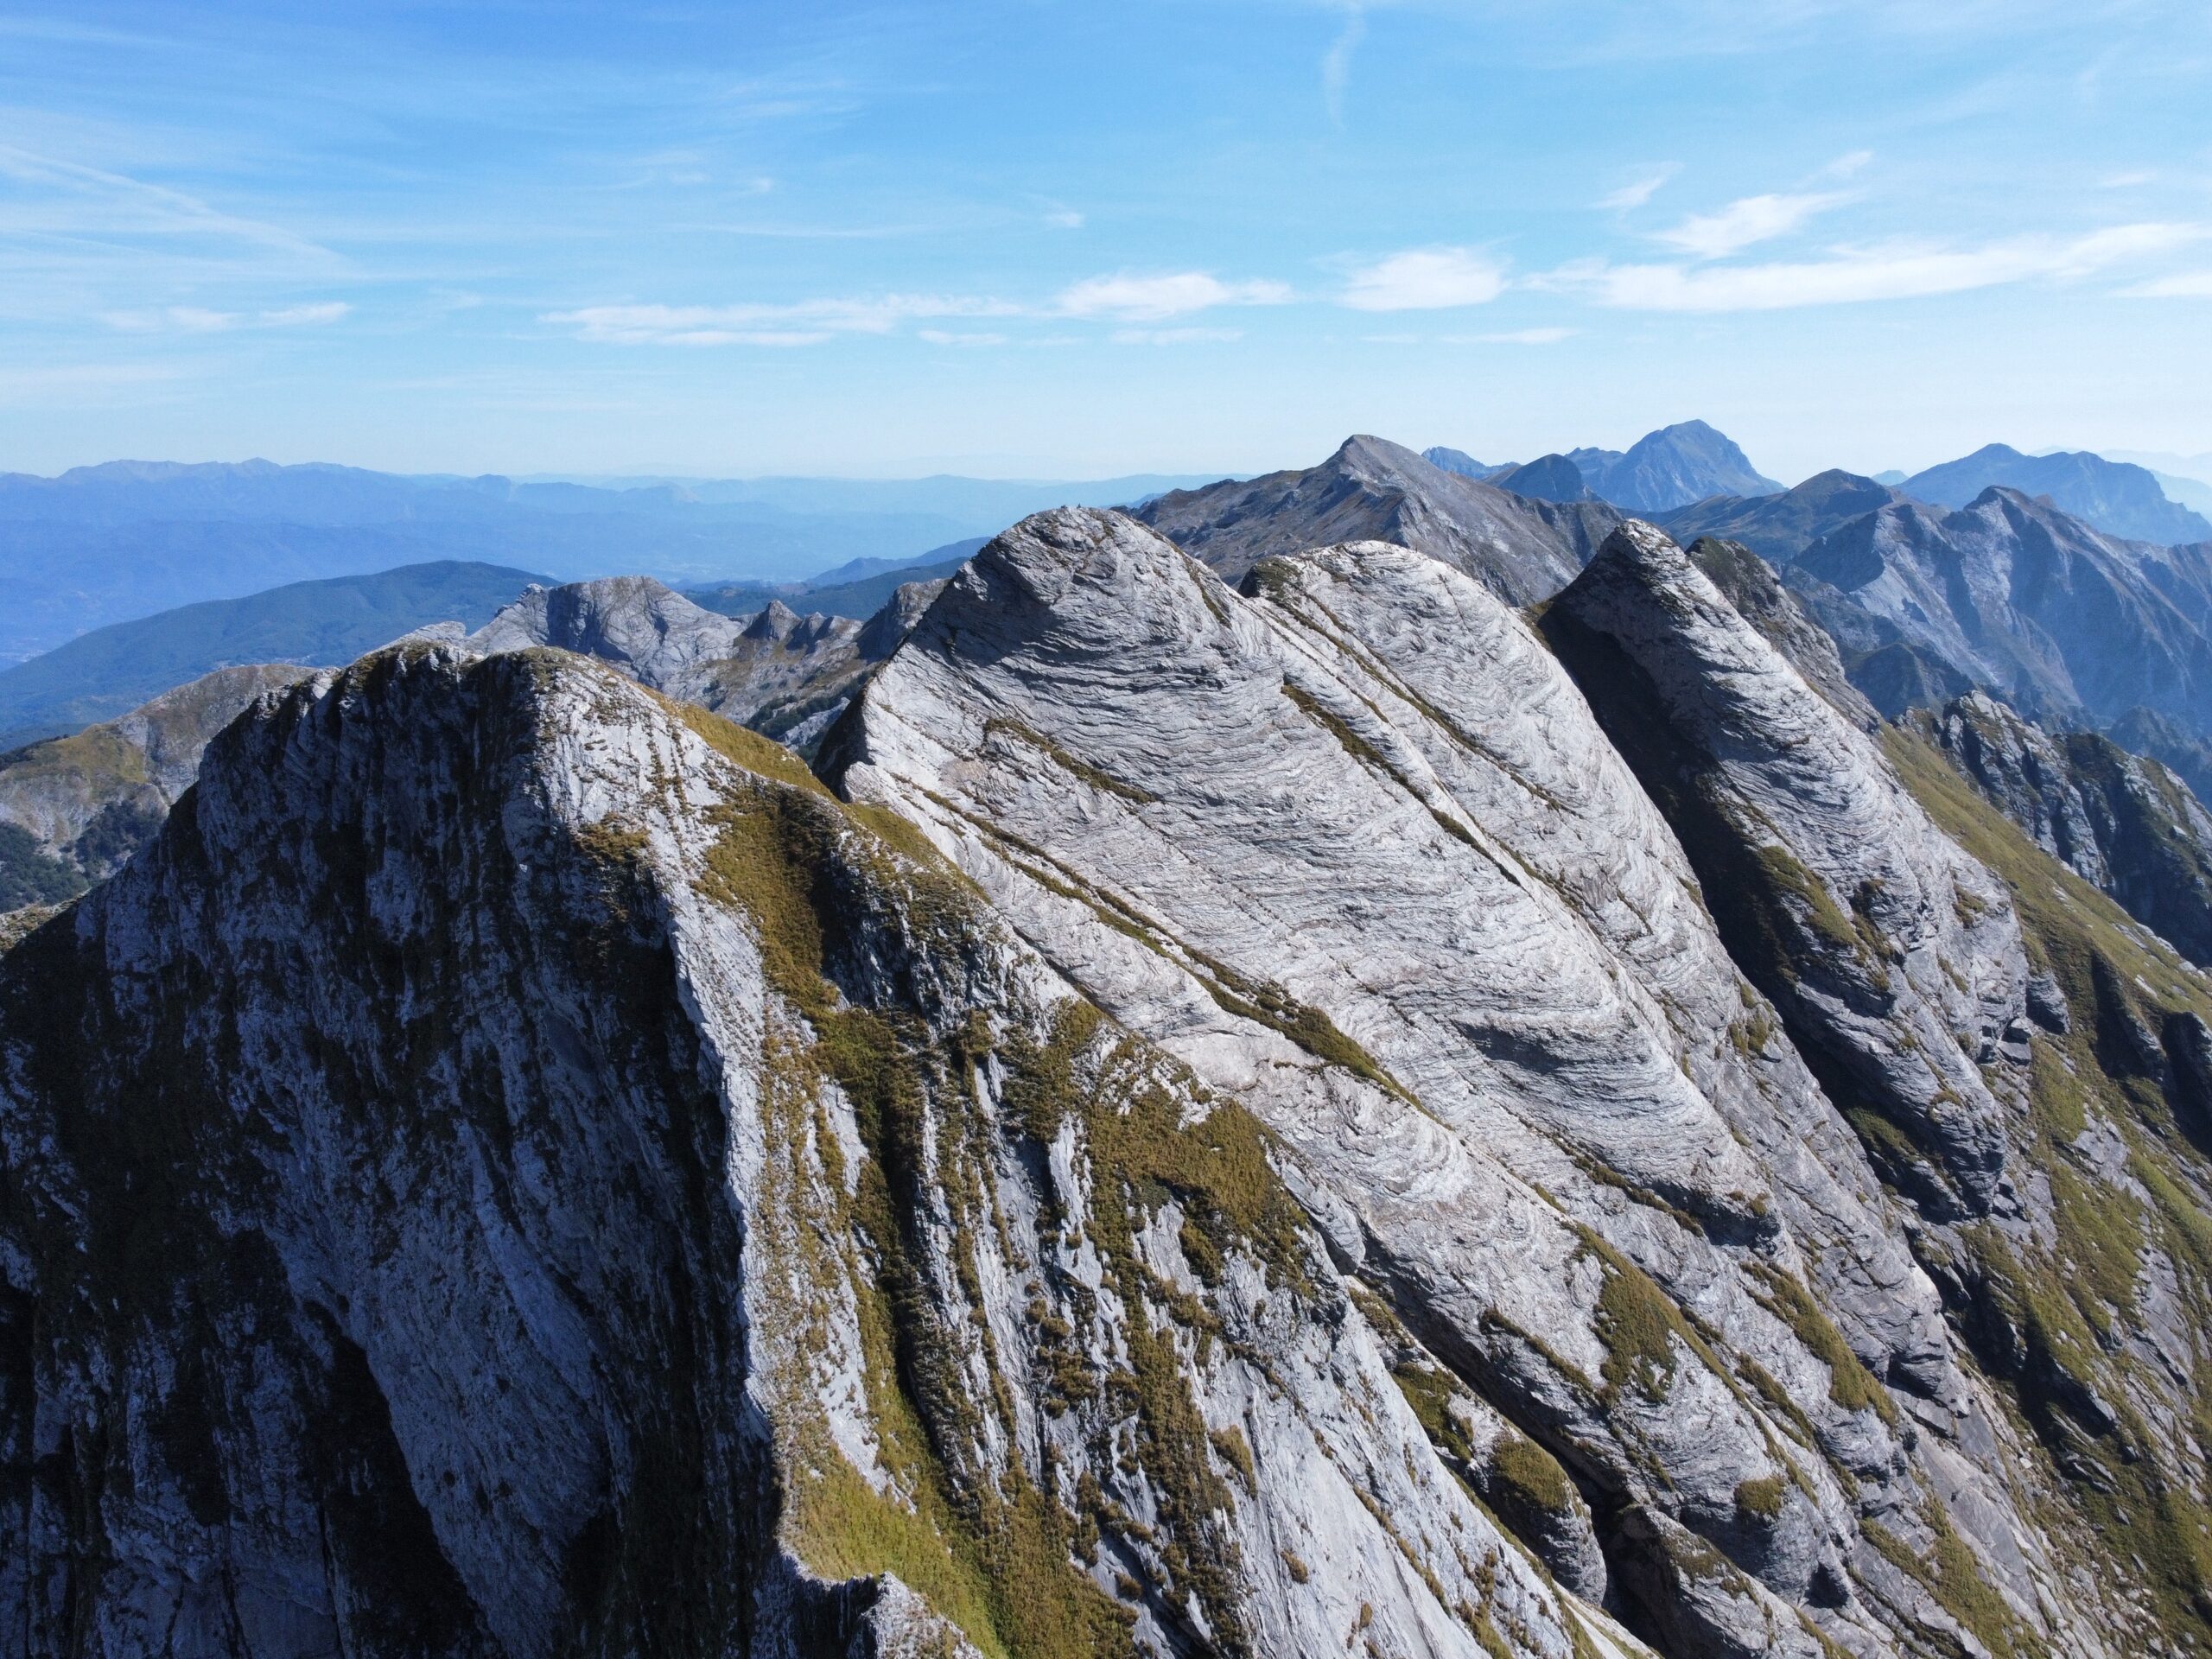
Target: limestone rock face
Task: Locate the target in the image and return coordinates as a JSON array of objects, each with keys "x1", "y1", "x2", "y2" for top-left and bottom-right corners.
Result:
[
  {"x1": 1133, "y1": 435, "x2": 1618, "y2": 603},
  {"x1": 469, "y1": 574, "x2": 938, "y2": 752},
  {"x1": 1547, "y1": 522, "x2": 2032, "y2": 1219},
  {"x1": 1909, "y1": 690, "x2": 2212, "y2": 966},
  {"x1": 0, "y1": 661, "x2": 311, "y2": 899},
  {"x1": 0, "y1": 643, "x2": 1641, "y2": 1659},
  {"x1": 827, "y1": 506, "x2": 2111, "y2": 1656}
]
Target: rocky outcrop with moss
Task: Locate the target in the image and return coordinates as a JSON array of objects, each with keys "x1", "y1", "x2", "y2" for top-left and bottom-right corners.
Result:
[
  {"x1": 0, "y1": 642, "x2": 1647, "y2": 1658},
  {"x1": 11, "y1": 499, "x2": 2212, "y2": 1657},
  {"x1": 1548, "y1": 520, "x2": 2212, "y2": 1654},
  {"x1": 1906, "y1": 690, "x2": 2212, "y2": 966},
  {"x1": 824, "y1": 507, "x2": 2150, "y2": 1656}
]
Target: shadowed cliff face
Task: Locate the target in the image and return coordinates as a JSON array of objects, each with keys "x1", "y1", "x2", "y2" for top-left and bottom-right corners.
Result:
[{"x1": 0, "y1": 641, "x2": 1647, "y2": 1659}]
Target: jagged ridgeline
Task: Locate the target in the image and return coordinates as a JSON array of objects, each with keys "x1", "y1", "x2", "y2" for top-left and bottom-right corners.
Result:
[{"x1": 3, "y1": 508, "x2": 2212, "y2": 1658}]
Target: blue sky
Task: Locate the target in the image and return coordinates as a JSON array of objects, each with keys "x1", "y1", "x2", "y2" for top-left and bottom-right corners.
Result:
[{"x1": 2, "y1": 1, "x2": 2209, "y2": 482}]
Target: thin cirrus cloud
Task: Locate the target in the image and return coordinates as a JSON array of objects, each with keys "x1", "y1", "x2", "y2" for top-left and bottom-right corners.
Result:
[
  {"x1": 1653, "y1": 192, "x2": 1849, "y2": 259},
  {"x1": 1339, "y1": 248, "x2": 1506, "y2": 311},
  {"x1": 1597, "y1": 165, "x2": 1681, "y2": 212},
  {"x1": 1111, "y1": 327, "x2": 1243, "y2": 346},
  {"x1": 105, "y1": 301, "x2": 351, "y2": 333},
  {"x1": 544, "y1": 275, "x2": 1287, "y2": 346},
  {"x1": 1444, "y1": 327, "x2": 1575, "y2": 345},
  {"x1": 1549, "y1": 222, "x2": 2207, "y2": 311},
  {"x1": 2126, "y1": 270, "x2": 2212, "y2": 297},
  {"x1": 543, "y1": 296, "x2": 1020, "y2": 346},
  {"x1": 1055, "y1": 271, "x2": 1291, "y2": 321}
]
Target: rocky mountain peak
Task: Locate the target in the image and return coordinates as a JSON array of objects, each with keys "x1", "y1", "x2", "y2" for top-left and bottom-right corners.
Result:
[{"x1": 1135, "y1": 434, "x2": 1620, "y2": 604}]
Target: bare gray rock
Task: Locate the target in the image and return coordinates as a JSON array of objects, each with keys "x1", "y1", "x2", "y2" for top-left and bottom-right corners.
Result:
[
  {"x1": 1790, "y1": 486, "x2": 2212, "y2": 733},
  {"x1": 0, "y1": 661, "x2": 312, "y2": 894},
  {"x1": 469, "y1": 574, "x2": 943, "y2": 751}
]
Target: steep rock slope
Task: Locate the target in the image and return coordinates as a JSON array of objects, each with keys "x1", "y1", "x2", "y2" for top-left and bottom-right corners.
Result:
[
  {"x1": 1420, "y1": 446, "x2": 1500, "y2": 480},
  {"x1": 0, "y1": 642, "x2": 1647, "y2": 1659},
  {"x1": 0, "y1": 662, "x2": 312, "y2": 902},
  {"x1": 1906, "y1": 691, "x2": 2212, "y2": 967},
  {"x1": 1681, "y1": 537, "x2": 1878, "y2": 729},
  {"x1": 1547, "y1": 524, "x2": 2033, "y2": 1217},
  {"x1": 2108, "y1": 702, "x2": 2212, "y2": 804},
  {"x1": 1548, "y1": 523, "x2": 2212, "y2": 1649},
  {"x1": 1790, "y1": 486, "x2": 2212, "y2": 731},
  {"x1": 1134, "y1": 435, "x2": 1618, "y2": 604},
  {"x1": 1903, "y1": 443, "x2": 2212, "y2": 545},
  {"x1": 1656, "y1": 471, "x2": 1902, "y2": 564},
  {"x1": 828, "y1": 506, "x2": 2124, "y2": 1656},
  {"x1": 471, "y1": 574, "x2": 944, "y2": 751}
]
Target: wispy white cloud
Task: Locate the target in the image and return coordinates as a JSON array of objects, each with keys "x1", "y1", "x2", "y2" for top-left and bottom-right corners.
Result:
[
  {"x1": 543, "y1": 295, "x2": 1018, "y2": 346},
  {"x1": 1445, "y1": 327, "x2": 1575, "y2": 344},
  {"x1": 1044, "y1": 207, "x2": 1084, "y2": 229},
  {"x1": 1598, "y1": 164, "x2": 1680, "y2": 211},
  {"x1": 918, "y1": 329, "x2": 1010, "y2": 346},
  {"x1": 1654, "y1": 192, "x2": 1848, "y2": 258},
  {"x1": 1057, "y1": 271, "x2": 1291, "y2": 321},
  {"x1": 0, "y1": 143, "x2": 332, "y2": 260},
  {"x1": 1548, "y1": 221, "x2": 2207, "y2": 310},
  {"x1": 1340, "y1": 248, "x2": 1506, "y2": 310},
  {"x1": 260, "y1": 300, "x2": 350, "y2": 326},
  {"x1": 1322, "y1": 7, "x2": 1366, "y2": 124},
  {"x1": 104, "y1": 300, "x2": 351, "y2": 333},
  {"x1": 2127, "y1": 269, "x2": 2212, "y2": 297},
  {"x1": 1822, "y1": 149, "x2": 1875, "y2": 179},
  {"x1": 1111, "y1": 326, "x2": 1242, "y2": 345}
]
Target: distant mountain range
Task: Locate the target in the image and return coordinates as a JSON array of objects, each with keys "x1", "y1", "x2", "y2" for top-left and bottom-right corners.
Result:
[
  {"x1": 0, "y1": 460, "x2": 1223, "y2": 664},
  {"x1": 1425, "y1": 419, "x2": 1785, "y2": 510},
  {"x1": 0, "y1": 560, "x2": 544, "y2": 747},
  {"x1": 683, "y1": 538, "x2": 986, "y2": 620},
  {"x1": 1898, "y1": 443, "x2": 2211, "y2": 544},
  {"x1": 1424, "y1": 420, "x2": 1781, "y2": 513},
  {"x1": 1656, "y1": 471, "x2": 1905, "y2": 563},
  {"x1": 1427, "y1": 428, "x2": 2212, "y2": 549},
  {"x1": 1137, "y1": 435, "x2": 1618, "y2": 604}
]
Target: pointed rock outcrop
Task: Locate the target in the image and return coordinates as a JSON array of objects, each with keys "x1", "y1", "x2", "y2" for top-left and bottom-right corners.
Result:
[
  {"x1": 1546, "y1": 520, "x2": 2031, "y2": 1217},
  {"x1": 469, "y1": 574, "x2": 938, "y2": 752}
]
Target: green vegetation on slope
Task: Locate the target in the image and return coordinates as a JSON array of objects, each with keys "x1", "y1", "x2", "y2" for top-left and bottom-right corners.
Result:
[{"x1": 1885, "y1": 726, "x2": 2212, "y2": 1638}]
